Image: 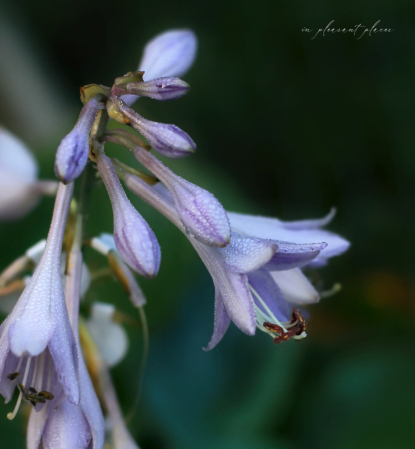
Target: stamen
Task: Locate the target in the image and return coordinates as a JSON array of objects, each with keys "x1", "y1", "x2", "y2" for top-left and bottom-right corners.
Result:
[
  {"x1": 248, "y1": 284, "x2": 308, "y2": 345},
  {"x1": 7, "y1": 357, "x2": 31, "y2": 420},
  {"x1": 248, "y1": 284, "x2": 288, "y2": 332},
  {"x1": 35, "y1": 351, "x2": 45, "y2": 393},
  {"x1": 319, "y1": 283, "x2": 342, "y2": 298},
  {"x1": 31, "y1": 356, "x2": 39, "y2": 389},
  {"x1": 15, "y1": 357, "x2": 23, "y2": 373},
  {"x1": 7, "y1": 372, "x2": 20, "y2": 381},
  {"x1": 38, "y1": 391, "x2": 54, "y2": 400}
]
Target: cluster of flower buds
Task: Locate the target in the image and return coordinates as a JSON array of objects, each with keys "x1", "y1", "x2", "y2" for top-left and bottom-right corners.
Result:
[{"x1": 0, "y1": 27, "x2": 349, "y2": 449}]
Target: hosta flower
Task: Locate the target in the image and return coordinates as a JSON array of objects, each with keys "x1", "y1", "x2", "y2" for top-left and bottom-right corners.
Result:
[
  {"x1": 0, "y1": 183, "x2": 80, "y2": 421},
  {"x1": 0, "y1": 128, "x2": 58, "y2": 221},
  {"x1": 123, "y1": 175, "x2": 339, "y2": 350},
  {"x1": 27, "y1": 238, "x2": 105, "y2": 449},
  {"x1": 97, "y1": 153, "x2": 161, "y2": 278}
]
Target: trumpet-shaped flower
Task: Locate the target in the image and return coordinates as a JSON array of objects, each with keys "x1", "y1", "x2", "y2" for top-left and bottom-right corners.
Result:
[
  {"x1": 0, "y1": 128, "x2": 58, "y2": 221},
  {"x1": 123, "y1": 176, "x2": 331, "y2": 349},
  {"x1": 97, "y1": 154, "x2": 161, "y2": 278},
  {"x1": 0, "y1": 182, "x2": 80, "y2": 420},
  {"x1": 133, "y1": 146, "x2": 230, "y2": 246},
  {"x1": 27, "y1": 243, "x2": 105, "y2": 449}
]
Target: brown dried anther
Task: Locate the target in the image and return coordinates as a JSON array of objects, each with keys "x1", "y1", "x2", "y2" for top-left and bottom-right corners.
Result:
[
  {"x1": 263, "y1": 308, "x2": 307, "y2": 345},
  {"x1": 7, "y1": 372, "x2": 20, "y2": 381}
]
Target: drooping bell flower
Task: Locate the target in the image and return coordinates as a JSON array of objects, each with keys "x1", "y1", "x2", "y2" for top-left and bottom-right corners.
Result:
[
  {"x1": 123, "y1": 175, "x2": 331, "y2": 350},
  {"x1": 0, "y1": 183, "x2": 80, "y2": 424}
]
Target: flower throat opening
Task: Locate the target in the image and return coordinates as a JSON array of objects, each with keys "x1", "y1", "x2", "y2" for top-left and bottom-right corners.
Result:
[
  {"x1": 249, "y1": 285, "x2": 307, "y2": 344},
  {"x1": 6, "y1": 355, "x2": 54, "y2": 420}
]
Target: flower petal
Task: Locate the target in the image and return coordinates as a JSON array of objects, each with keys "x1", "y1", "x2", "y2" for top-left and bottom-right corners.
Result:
[
  {"x1": 276, "y1": 208, "x2": 336, "y2": 230},
  {"x1": 42, "y1": 399, "x2": 92, "y2": 449},
  {"x1": 264, "y1": 240, "x2": 327, "y2": 271},
  {"x1": 203, "y1": 290, "x2": 231, "y2": 351},
  {"x1": 194, "y1": 243, "x2": 256, "y2": 337},
  {"x1": 228, "y1": 211, "x2": 349, "y2": 263},
  {"x1": 47, "y1": 292, "x2": 80, "y2": 405},
  {"x1": 248, "y1": 269, "x2": 291, "y2": 322},
  {"x1": 77, "y1": 348, "x2": 105, "y2": 449},
  {"x1": 27, "y1": 403, "x2": 49, "y2": 449},
  {"x1": 270, "y1": 268, "x2": 319, "y2": 305},
  {"x1": 219, "y1": 232, "x2": 277, "y2": 273}
]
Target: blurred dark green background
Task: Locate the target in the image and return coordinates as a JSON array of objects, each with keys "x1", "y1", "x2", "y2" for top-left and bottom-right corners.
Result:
[{"x1": 1, "y1": 1, "x2": 415, "y2": 448}]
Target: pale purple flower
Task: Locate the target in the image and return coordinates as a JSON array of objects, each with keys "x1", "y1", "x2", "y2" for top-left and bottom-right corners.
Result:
[
  {"x1": 123, "y1": 176, "x2": 332, "y2": 350},
  {"x1": 0, "y1": 183, "x2": 80, "y2": 423},
  {"x1": 0, "y1": 128, "x2": 58, "y2": 221},
  {"x1": 97, "y1": 154, "x2": 161, "y2": 278},
  {"x1": 133, "y1": 146, "x2": 230, "y2": 247},
  {"x1": 27, "y1": 236, "x2": 105, "y2": 449},
  {"x1": 126, "y1": 77, "x2": 190, "y2": 101},
  {"x1": 54, "y1": 98, "x2": 102, "y2": 183}
]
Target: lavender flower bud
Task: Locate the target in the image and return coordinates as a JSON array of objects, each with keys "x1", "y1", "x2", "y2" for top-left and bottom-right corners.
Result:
[
  {"x1": 126, "y1": 77, "x2": 190, "y2": 101},
  {"x1": 139, "y1": 29, "x2": 197, "y2": 81},
  {"x1": 97, "y1": 154, "x2": 161, "y2": 278},
  {"x1": 54, "y1": 98, "x2": 101, "y2": 183},
  {"x1": 134, "y1": 147, "x2": 231, "y2": 247},
  {"x1": 115, "y1": 99, "x2": 196, "y2": 158}
]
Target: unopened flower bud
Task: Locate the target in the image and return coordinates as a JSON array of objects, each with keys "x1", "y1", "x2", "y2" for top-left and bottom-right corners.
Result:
[
  {"x1": 54, "y1": 98, "x2": 102, "y2": 183},
  {"x1": 115, "y1": 99, "x2": 195, "y2": 158},
  {"x1": 126, "y1": 77, "x2": 190, "y2": 101},
  {"x1": 139, "y1": 29, "x2": 197, "y2": 81},
  {"x1": 97, "y1": 154, "x2": 161, "y2": 278},
  {"x1": 134, "y1": 147, "x2": 231, "y2": 247}
]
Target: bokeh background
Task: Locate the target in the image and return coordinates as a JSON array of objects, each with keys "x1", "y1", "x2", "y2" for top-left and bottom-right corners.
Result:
[{"x1": 1, "y1": 1, "x2": 415, "y2": 448}]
